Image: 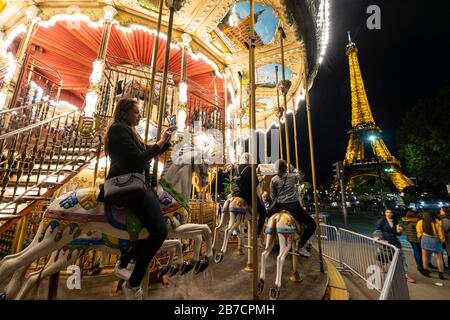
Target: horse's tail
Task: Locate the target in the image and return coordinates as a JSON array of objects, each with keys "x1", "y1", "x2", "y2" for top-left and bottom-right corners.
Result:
[
  {"x1": 160, "y1": 152, "x2": 173, "y2": 179},
  {"x1": 264, "y1": 214, "x2": 279, "y2": 249},
  {"x1": 213, "y1": 198, "x2": 230, "y2": 247},
  {"x1": 221, "y1": 198, "x2": 232, "y2": 225},
  {"x1": 116, "y1": 80, "x2": 124, "y2": 95},
  {"x1": 272, "y1": 214, "x2": 279, "y2": 238}
]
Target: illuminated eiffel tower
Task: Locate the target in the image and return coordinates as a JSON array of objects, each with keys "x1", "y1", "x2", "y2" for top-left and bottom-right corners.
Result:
[{"x1": 342, "y1": 33, "x2": 415, "y2": 192}]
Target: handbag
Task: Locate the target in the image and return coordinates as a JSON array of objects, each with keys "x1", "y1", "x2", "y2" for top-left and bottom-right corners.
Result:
[{"x1": 103, "y1": 172, "x2": 146, "y2": 198}]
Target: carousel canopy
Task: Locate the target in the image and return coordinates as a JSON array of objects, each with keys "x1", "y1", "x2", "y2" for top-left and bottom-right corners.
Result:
[{"x1": 1, "y1": 0, "x2": 329, "y2": 129}]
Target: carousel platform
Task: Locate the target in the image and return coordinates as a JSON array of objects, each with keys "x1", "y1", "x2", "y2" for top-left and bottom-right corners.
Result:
[{"x1": 33, "y1": 242, "x2": 334, "y2": 300}]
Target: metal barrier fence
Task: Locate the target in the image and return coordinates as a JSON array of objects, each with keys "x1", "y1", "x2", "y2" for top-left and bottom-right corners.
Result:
[
  {"x1": 379, "y1": 248, "x2": 410, "y2": 300},
  {"x1": 313, "y1": 224, "x2": 410, "y2": 300},
  {"x1": 317, "y1": 224, "x2": 343, "y2": 269}
]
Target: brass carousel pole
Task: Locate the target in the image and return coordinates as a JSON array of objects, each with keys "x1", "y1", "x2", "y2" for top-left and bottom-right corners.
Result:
[
  {"x1": 151, "y1": 0, "x2": 179, "y2": 186},
  {"x1": 278, "y1": 27, "x2": 291, "y2": 172},
  {"x1": 292, "y1": 95, "x2": 300, "y2": 170},
  {"x1": 275, "y1": 65, "x2": 283, "y2": 161},
  {"x1": 3, "y1": 5, "x2": 40, "y2": 110},
  {"x1": 242, "y1": 43, "x2": 252, "y2": 269},
  {"x1": 214, "y1": 167, "x2": 218, "y2": 230},
  {"x1": 145, "y1": 0, "x2": 180, "y2": 297},
  {"x1": 249, "y1": 0, "x2": 258, "y2": 300},
  {"x1": 144, "y1": 0, "x2": 164, "y2": 143},
  {"x1": 238, "y1": 71, "x2": 243, "y2": 165},
  {"x1": 304, "y1": 61, "x2": 324, "y2": 273}
]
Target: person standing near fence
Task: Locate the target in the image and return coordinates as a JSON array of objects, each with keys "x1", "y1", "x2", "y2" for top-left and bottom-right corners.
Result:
[
  {"x1": 440, "y1": 207, "x2": 450, "y2": 269},
  {"x1": 403, "y1": 210, "x2": 424, "y2": 274},
  {"x1": 416, "y1": 211, "x2": 446, "y2": 280},
  {"x1": 376, "y1": 208, "x2": 415, "y2": 283}
]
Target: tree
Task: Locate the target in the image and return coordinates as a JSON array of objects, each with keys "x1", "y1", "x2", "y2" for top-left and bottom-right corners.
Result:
[{"x1": 398, "y1": 86, "x2": 450, "y2": 193}]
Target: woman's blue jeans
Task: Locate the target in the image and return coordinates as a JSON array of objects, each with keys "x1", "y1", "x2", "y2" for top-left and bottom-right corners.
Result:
[{"x1": 409, "y1": 242, "x2": 422, "y2": 270}]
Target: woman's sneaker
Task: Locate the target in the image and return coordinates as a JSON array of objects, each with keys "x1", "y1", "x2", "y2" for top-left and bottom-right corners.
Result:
[
  {"x1": 122, "y1": 281, "x2": 143, "y2": 300},
  {"x1": 296, "y1": 246, "x2": 311, "y2": 257},
  {"x1": 439, "y1": 272, "x2": 447, "y2": 280},
  {"x1": 114, "y1": 261, "x2": 133, "y2": 280}
]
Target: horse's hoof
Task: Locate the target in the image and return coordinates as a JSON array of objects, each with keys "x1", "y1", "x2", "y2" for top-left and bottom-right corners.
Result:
[
  {"x1": 214, "y1": 252, "x2": 224, "y2": 263},
  {"x1": 258, "y1": 279, "x2": 264, "y2": 294},
  {"x1": 158, "y1": 265, "x2": 170, "y2": 279},
  {"x1": 168, "y1": 264, "x2": 180, "y2": 277},
  {"x1": 194, "y1": 260, "x2": 202, "y2": 274},
  {"x1": 0, "y1": 293, "x2": 6, "y2": 300},
  {"x1": 180, "y1": 261, "x2": 193, "y2": 275},
  {"x1": 269, "y1": 287, "x2": 280, "y2": 300},
  {"x1": 203, "y1": 256, "x2": 209, "y2": 269},
  {"x1": 195, "y1": 257, "x2": 209, "y2": 274}
]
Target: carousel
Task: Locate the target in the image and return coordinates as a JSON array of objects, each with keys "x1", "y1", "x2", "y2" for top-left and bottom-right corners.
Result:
[{"x1": 0, "y1": 0, "x2": 337, "y2": 300}]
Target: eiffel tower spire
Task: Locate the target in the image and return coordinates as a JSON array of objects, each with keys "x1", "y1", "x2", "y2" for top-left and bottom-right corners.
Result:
[
  {"x1": 346, "y1": 32, "x2": 375, "y2": 127},
  {"x1": 342, "y1": 33, "x2": 414, "y2": 192}
]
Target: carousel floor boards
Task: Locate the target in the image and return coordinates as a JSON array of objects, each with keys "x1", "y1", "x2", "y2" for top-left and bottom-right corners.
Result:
[{"x1": 31, "y1": 241, "x2": 328, "y2": 300}]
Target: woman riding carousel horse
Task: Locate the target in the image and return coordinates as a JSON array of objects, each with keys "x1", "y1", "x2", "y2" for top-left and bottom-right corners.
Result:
[
  {"x1": 98, "y1": 97, "x2": 175, "y2": 299},
  {"x1": 269, "y1": 159, "x2": 316, "y2": 257},
  {"x1": 231, "y1": 153, "x2": 267, "y2": 235},
  {"x1": 213, "y1": 152, "x2": 266, "y2": 264}
]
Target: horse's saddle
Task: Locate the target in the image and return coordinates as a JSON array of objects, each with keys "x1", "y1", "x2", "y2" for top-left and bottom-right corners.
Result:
[
  {"x1": 104, "y1": 201, "x2": 142, "y2": 236},
  {"x1": 265, "y1": 210, "x2": 303, "y2": 234},
  {"x1": 104, "y1": 183, "x2": 186, "y2": 235},
  {"x1": 228, "y1": 196, "x2": 250, "y2": 216}
]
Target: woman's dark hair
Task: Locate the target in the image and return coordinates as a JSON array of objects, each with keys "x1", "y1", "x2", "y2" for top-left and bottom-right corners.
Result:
[
  {"x1": 104, "y1": 97, "x2": 143, "y2": 154},
  {"x1": 383, "y1": 208, "x2": 397, "y2": 222},
  {"x1": 277, "y1": 159, "x2": 288, "y2": 173},
  {"x1": 442, "y1": 206, "x2": 450, "y2": 219},
  {"x1": 422, "y1": 211, "x2": 436, "y2": 236}
]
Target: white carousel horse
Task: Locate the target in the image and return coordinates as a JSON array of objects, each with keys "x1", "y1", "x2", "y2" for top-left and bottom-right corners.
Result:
[
  {"x1": 0, "y1": 145, "x2": 214, "y2": 300},
  {"x1": 258, "y1": 210, "x2": 304, "y2": 300},
  {"x1": 213, "y1": 195, "x2": 256, "y2": 271},
  {"x1": 212, "y1": 165, "x2": 267, "y2": 269}
]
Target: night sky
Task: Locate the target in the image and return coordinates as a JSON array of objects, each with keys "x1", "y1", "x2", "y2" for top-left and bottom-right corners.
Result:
[{"x1": 289, "y1": 0, "x2": 450, "y2": 185}]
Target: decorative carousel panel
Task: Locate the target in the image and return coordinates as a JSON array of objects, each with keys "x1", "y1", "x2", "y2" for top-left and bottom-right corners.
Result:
[
  {"x1": 256, "y1": 63, "x2": 291, "y2": 88},
  {"x1": 135, "y1": 0, "x2": 169, "y2": 14},
  {"x1": 209, "y1": 2, "x2": 280, "y2": 55},
  {"x1": 255, "y1": 97, "x2": 275, "y2": 113}
]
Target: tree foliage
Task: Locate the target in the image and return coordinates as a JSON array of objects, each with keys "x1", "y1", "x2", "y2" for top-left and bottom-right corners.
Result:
[{"x1": 398, "y1": 86, "x2": 450, "y2": 192}]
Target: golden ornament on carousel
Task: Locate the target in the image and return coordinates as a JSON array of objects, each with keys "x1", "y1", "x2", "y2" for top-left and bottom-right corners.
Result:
[
  {"x1": 79, "y1": 116, "x2": 95, "y2": 139},
  {"x1": 0, "y1": 1, "x2": 6, "y2": 13}
]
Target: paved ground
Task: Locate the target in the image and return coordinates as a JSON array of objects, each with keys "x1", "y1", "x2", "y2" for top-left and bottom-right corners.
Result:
[
  {"x1": 402, "y1": 249, "x2": 450, "y2": 300},
  {"x1": 322, "y1": 210, "x2": 450, "y2": 300},
  {"x1": 339, "y1": 249, "x2": 450, "y2": 300}
]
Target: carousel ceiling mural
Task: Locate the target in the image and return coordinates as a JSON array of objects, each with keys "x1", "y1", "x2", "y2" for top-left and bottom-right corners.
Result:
[{"x1": 209, "y1": 2, "x2": 279, "y2": 54}]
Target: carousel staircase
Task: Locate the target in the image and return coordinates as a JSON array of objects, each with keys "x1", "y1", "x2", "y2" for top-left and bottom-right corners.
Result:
[{"x1": 0, "y1": 101, "x2": 100, "y2": 258}]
